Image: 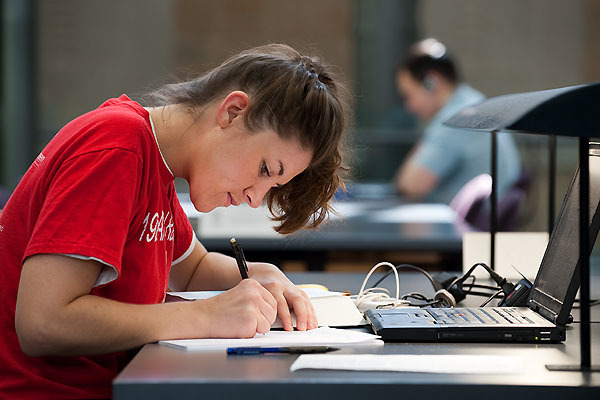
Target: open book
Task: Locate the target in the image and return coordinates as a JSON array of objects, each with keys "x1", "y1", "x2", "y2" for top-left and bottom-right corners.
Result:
[{"x1": 167, "y1": 287, "x2": 367, "y2": 328}]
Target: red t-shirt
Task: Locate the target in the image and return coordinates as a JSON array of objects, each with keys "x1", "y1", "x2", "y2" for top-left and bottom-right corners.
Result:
[{"x1": 0, "y1": 95, "x2": 194, "y2": 399}]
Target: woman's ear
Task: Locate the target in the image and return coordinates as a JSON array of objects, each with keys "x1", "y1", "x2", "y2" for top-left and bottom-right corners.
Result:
[{"x1": 217, "y1": 91, "x2": 250, "y2": 128}]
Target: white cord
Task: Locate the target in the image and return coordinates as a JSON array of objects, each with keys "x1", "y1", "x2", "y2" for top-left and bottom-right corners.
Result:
[{"x1": 352, "y1": 262, "x2": 409, "y2": 312}]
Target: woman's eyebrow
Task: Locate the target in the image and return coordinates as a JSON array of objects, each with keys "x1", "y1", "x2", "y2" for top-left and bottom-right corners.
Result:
[{"x1": 278, "y1": 160, "x2": 284, "y2": 176}]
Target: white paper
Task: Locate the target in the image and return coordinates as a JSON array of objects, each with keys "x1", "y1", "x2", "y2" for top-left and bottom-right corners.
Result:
[
  {"x1": 290, "y1": 354, "x2": 523, "y2": 374},
  {"x1": 167, "y1": 291, "x2": 223, "y2": 301},
  {"x1": 327, "y1": 201, "x2": 369, "y2": 220},
  {"x1": 463, "y1": 232, "x2": 549, "y2": 281},
  {"x1": 197, "y1": 203, "x2": 280, "y2": 238},
  {"x1": 169, "y1": 288, "x2": 347, "y2": 301},
  {"x1": 298, "y1": 295, "x2": 367, "y2": 327},
  {"x1": 298, "y1": 287, "x2": 347, "y2": 298},
  {"x1": 159, "y1": 327, "x2": 383, "y2": 351},
  {"x1": 370, "y1": 204, "x2": 456, "y2": 223}
]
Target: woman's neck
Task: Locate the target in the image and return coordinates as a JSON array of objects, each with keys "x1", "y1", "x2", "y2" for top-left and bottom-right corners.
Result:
[{"x1": 147, "y1": 104, "x2": 214, "y2": 179}]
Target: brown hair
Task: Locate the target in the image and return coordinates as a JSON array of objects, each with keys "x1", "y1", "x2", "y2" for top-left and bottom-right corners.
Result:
[{"x1": 146, "y1": 44, "x2": 350, "y2": 234}]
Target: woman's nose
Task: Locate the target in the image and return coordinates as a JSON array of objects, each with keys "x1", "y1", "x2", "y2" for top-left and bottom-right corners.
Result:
[{"x1": 243, "y1": 183, "x2": 270, "y2": 208}]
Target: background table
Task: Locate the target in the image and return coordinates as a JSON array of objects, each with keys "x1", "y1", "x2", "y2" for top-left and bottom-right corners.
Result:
[{"x1": 182, "y1": 187, "x2": 464, "y2": 271}]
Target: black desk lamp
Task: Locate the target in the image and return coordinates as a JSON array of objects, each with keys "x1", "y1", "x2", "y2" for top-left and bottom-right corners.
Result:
[{"x1": 445, "y1": 81, "x2": 600, "y2": 372}]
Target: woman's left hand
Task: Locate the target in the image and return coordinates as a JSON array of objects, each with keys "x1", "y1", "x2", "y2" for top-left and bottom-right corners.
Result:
[{"x1": 247, "y1": 263, "x2": 318, "y2": 331}]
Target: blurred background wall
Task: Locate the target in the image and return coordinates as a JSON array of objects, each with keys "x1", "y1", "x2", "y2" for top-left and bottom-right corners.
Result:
[{"x1": 2, "y1": 0, "x2": 600, "y2": 232}]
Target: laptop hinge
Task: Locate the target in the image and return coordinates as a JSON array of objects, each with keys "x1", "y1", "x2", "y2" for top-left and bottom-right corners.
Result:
[{"x1": 529, "y1": 298, "x2": 560, "y2": 324}]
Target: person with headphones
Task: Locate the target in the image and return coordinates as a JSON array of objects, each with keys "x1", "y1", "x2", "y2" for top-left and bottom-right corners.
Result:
[{"x1": 393, "y1": 38, "x2": 521, "y2": 204}]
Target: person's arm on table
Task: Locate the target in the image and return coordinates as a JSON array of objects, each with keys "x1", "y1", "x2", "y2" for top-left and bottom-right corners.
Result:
[
  {"x1": 15, "y1": 253, "x2": 277, "y2": 357},
  {"x1": 395, "y1": 155, "x2": 440, "y2": 200},
  {"x1": 169, "y1": 239, "x2": 317, "y2": 332}
]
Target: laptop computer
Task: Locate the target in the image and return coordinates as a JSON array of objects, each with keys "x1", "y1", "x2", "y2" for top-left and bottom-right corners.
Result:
[{"x1": 365, "y1": 142, "x2": 600, "y2": 343}]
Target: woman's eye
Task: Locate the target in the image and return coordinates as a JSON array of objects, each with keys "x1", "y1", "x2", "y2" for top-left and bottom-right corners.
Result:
[{"x1": 261, "y1": 162, "x2": 271, "y2": 177}]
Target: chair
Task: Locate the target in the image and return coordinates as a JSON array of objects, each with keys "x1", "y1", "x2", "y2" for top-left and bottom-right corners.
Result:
[{"x1": 450, "y1": 169, "x2": 530, "y2": 231}]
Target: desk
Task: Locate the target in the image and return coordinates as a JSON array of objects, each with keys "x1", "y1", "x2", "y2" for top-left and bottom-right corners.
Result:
[
  {"x1": 113, "y1": 273, "x2": 600, "y2": 399},
  {"x1": 183, "y1": 193, "x2": 463, "y2": 270}
]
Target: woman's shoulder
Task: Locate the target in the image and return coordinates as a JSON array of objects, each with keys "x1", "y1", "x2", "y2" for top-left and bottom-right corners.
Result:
[
  {"x1": 56, "y1": 95, "x2": 153, "y2": 158},
  {"x1": 82, "y1": 95, "x2": 150, "y2": 137},
  {"x1": 92, "y1": 94, "x2": 150, "y2": 130}
]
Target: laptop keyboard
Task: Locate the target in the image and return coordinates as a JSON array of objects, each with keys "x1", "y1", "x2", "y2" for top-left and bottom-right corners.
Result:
[{"x1": 428, "y1": 308, "x2": 535, "y2": 325}]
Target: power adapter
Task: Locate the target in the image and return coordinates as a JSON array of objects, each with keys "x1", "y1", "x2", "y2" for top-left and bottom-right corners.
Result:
[
  {"x1": 433, "y1": 289, "x2": 456, "y2": 308},
  {"x1": 499, "y1": 278, "x2": 532, "y2": 307},
  {"x1": 433, "y1": 272, "x2": 466, "y2": 303}
]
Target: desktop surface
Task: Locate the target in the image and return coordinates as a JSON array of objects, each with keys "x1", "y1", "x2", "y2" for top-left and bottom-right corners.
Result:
[
  {"x1": 113, "y1": 272, "x2": 600, "y2": 400},
  {"x1": 114, "y1": 332, "x2": 599, "y2": 399}
]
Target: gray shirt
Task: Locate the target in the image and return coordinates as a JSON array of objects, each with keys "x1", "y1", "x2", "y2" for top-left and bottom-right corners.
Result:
[{"x1": 412, "y1": 84, "x2": 521, "y2": 204}]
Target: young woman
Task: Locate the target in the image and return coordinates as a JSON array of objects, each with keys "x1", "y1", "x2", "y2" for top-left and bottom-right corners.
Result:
[{"x1": 0, "y1": 44, "x2": 349, "y2": 399}]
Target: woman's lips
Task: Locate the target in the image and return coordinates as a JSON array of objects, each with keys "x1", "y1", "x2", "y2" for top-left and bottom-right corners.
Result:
[{"x1": 227, "y1": 192, "x2": 239, "y2": 207}]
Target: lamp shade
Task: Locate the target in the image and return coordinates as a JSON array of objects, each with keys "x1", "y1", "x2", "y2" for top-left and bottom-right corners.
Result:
[{"x1": 445, "y1": 81, "x2": 600, "y2": 137}]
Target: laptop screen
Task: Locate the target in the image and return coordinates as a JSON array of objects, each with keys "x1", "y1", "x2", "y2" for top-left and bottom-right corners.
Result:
[{"x1": 529, "y1": 142, "x2": 600, "y2": 325}]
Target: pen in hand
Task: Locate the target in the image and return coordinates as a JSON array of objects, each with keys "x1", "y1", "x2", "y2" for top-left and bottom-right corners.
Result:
[{"x1": 230, "y1": 237, "x2": 249, "y2": 280}]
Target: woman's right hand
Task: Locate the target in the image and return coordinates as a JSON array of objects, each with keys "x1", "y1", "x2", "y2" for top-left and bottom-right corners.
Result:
[{"x1": 193, "y1": 279, "x2": 278, "y2": 338}]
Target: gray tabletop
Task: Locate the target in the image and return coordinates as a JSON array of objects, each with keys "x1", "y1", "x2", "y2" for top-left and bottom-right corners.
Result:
[
  {"x1": 201, "y1": 199, "x2": 461, "y2": 250},
  {"x1": 113, "y1": 272, "x2": 600, "y2": 399},
  {"x1": 195, "y1": 197, "x2": 464, "y2": 270}
]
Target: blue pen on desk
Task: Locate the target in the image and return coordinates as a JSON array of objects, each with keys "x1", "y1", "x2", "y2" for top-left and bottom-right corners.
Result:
[
  {"x1": 227, "y1": 346, "x2": 339, "y2": 355},
  {"x1": 230, "y1": 237, "x2": 249, "y2": 279}
]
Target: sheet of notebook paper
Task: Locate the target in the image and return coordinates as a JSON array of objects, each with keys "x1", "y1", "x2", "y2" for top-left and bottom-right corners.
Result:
[
  {"x1": 290, "y1": 354, "x2": 523, "y2": 374},
  {"x1": 159, "y1": 327, "x2": 383, "y2": 351}
]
